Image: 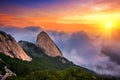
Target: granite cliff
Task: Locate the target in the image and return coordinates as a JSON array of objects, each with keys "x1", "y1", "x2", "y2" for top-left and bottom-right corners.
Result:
[
  {"x1": 36, "y1": 31, "x2": 62, "y2": 57},
  {"x1": 0, "y1": 31, "x2": 32, "y2": 61}
]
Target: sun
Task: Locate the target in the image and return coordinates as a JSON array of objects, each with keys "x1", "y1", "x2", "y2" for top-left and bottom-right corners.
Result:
[
  {"x1": 100, "y1": 21, "x2": 114, "y2": 43},
  {"x1": 98, "y1": 20, "x2": 119, "y2": 43},
  {"x1": 106, "y1": 21, "x2": 112, "y2": 29},
  {"x1": 98, "y1": 21, "x2": 113, "y2": 42}
]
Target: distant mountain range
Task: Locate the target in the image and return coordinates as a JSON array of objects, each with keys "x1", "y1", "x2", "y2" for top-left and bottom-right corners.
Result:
[{"x1": 0, "y1": 31, "x2": 116, "y2": 80}]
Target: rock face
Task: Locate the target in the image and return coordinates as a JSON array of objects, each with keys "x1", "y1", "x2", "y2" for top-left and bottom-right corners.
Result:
[
  {"x1": 36, "y1": 31, "x2": 63, "y2": 57},
  {"x1": 0, "y1": 31, "x2": 32, "y2": 61}
]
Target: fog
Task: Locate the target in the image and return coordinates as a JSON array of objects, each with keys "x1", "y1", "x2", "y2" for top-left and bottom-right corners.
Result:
[{"x1": 1, "y1": 26, "x2": 120, "y2": 76}]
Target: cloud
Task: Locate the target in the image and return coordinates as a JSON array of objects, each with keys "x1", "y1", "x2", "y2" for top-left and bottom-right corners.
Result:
[
  {"x1": 0, "y1": 26, "x2": 41, "y2": 42},
  {"x1": 1, "y1": 26, "x2": 120, "y2": 76},
  {"x1": 101, "y1": 43, "x2": 120, "y2": 65},
  {"x1": 94, "y1": 0, "x2": 120, "y2": 12},
  {"x1": 48, "y1": 30, "x2": 120, "y2": 76},
  {"x1": 49, "y1": 31, "x2": 103, "y2": 64}
]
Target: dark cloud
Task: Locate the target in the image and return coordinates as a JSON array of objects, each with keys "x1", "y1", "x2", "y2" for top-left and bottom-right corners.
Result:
[
  {"x1": 101, "y1": 44, "x2": 120, "y2": 65},
  {"x1": 24, "y1": 26, "x2": 41, "y2": 32}
]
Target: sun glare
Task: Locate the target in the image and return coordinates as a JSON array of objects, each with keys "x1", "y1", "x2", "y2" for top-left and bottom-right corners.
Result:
[
  {"x1": 106, "y1": 22, "x2": 112, "y2": 29},
  {"x1": 97, "y1": 21, "x2": 113, "y2": 44},
  {"x1": 99, "y1": 21, "x2": 114, "y2": 43}
]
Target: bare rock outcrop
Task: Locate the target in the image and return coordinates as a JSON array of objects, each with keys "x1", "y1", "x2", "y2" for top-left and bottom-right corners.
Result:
[
  {"x1": 0, "y1": 31, "x2": 32, "y2": 61},
  {"x1": 36, "y1": 31, "x2": 63, "y2": 57},
  {"x1": 1, "y1": 66, "x2": 16, "y2": 80}
]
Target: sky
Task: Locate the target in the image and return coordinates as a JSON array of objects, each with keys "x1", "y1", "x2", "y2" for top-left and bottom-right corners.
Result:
[
  {"x1": 0, "y1": 0, "x2": 120, "y2": 32},
  {"x1": 0, "y1": 0, "x2": 120, "y2": 76}
]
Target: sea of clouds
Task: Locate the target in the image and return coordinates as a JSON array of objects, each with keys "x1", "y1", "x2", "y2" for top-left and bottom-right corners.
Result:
[{"x1": 0, "y1": 26, "x2": 120, "y2": 76}]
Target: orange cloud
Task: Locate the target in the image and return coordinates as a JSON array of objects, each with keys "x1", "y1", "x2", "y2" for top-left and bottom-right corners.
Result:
[
  {"x1": 1, "y1": 0, "x2": 120, "y2": 33},
  {"x1": 0, "y1": 13, "x2": 97, "y2": 33}
]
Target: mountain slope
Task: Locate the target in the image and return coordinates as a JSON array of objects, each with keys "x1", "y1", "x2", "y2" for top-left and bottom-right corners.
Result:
[
  {"x1": 19, "y1": 41, "x2": 74, "y2": 70},
  {"x1": 0, "y1": 31, "x2": 116, "y2": 80},
  {"x1": 0, "y1": 31, "x2": 31, "y2": 61},
  {"x1": 0, "y1": 41, "x2": 116, "y2": 80},
  {"x1": 0, "y1": 52, "x2": 116, "y2": 80}
]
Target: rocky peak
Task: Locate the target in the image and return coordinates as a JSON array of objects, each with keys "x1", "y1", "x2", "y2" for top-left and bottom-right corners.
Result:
[
  {"x1": 36, "y1": 31, "x2": 63, "y2": 57},
  {"x1": 0, "y1": 31, "x2": 32, "y2": 61}
]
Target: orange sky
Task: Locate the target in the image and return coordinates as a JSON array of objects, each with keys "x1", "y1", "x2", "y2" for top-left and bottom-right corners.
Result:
[{"x1": 0, "y1": 0, "x2": 120, "y2": 33}]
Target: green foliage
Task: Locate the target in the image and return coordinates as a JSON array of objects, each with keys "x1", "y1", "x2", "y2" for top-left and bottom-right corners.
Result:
[
  {"x1": 8, "y1": 67, "x2": 116, "y2": 80},
  {"x1": 0, "y1": 41, "x2": 75, "y2": 79},
  {"x1": 0, "y1": 41, "x2": 117, "y2": 80},
  {"x1": 0, "y1": 53, "x2": 32, "y2": 76},
  {"x1": 19, "y1": 41, "x2": 74, "y2": 70}
]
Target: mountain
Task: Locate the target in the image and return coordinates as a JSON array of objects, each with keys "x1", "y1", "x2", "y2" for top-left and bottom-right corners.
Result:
[
  {"x1": 0, "y1": 40, "x2": 116, "y2": 80},
  {"x1": 0, "y1": 31, "x2": 116, "y2": 80},
  {"x1": 19, "y1": 40, "x2": 74, "y2": 69},
  {"x1": 0, "y1": 31, "x2": 31, "y2": 61},
  {"x1": 36, "y1": 31, "x2": 62, "y2": 57}
]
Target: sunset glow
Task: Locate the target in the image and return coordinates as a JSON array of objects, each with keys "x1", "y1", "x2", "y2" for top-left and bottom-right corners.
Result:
[
  {"x1": 1, "y1": 0, "x2": 120, "y2": 76},
  {"x1": 0, "y1": 0, "x2": 120, "y2": 33}
]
